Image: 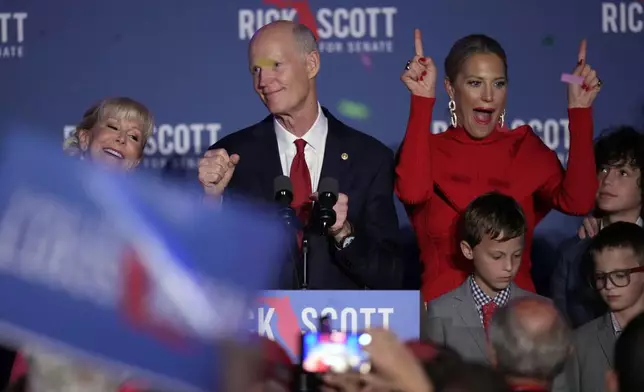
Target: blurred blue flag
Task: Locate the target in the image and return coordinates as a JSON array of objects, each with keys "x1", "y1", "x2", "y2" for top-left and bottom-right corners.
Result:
[{"x1": 0, "y1": 131, "x2": 288, "y2": 391}]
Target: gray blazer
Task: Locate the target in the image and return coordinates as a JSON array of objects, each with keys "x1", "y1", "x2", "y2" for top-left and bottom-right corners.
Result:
[
  {"x1": 552, "y1": 314, "x2": 616, "y2": 392},
  {"x1": 423, "y1": 280, "x2": 538, "y2": 364}
]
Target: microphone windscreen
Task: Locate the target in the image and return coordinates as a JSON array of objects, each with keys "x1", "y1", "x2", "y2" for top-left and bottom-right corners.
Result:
[
  {"x1": 273, "y1": 175, "x2": 293, "y2": 194},
  {"x1": 318, "y1": 177, "x2": 339, "y2": 197}
]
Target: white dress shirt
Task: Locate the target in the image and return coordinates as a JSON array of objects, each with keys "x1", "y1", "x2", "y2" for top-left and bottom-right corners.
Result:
[
  {"x1": 215, "y1": 104, "x2": 328, "y2": 207},
  {"x1": 274, "y1": 103, "x2": 328, "y2": 192}
]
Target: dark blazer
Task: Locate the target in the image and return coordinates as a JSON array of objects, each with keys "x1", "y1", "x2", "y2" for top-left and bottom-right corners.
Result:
[
  {"x1": 0, "y1": 347, "x2": 15, "y2": 391},
  {"x1": 209, "y1": 108, "x2": 403, "y2": 290},
  {"x1": 550, "y1": 236, "x2": 606, "y2": 328}
]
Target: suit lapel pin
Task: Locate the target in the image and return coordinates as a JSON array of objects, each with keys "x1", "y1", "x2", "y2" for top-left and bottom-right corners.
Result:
[{"x1": 341, "y1": 153, "x2": 349, "y2": 160}]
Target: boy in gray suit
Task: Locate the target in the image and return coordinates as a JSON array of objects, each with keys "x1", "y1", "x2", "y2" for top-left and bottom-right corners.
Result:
[
  {"x1": 554, "y1": 222, "x2": 644, "y2": 392},
  {"x1": 425, "y1": 192, "x2": 541, "y2": 364}
]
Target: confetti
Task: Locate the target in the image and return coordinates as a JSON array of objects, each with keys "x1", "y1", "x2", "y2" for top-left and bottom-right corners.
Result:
[
  {"x1": 337, "y1": 100, "x2": 370, "y2": 120},
  {"x1": 360, "y1": 53, "x2": 372, "y2": 68},
  {"x1": 561, "y1": 73, "x2": 584, "y2": 85},
  {"x1": 542, "y1": 35, "x2": 555, "y2": 46}
]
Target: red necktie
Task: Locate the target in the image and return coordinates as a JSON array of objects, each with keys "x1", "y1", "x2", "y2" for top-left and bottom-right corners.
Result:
[
  {"x1": 290, "y1": 139, "x2": 312, "y2": 248},
  {"x1": 482, "y1": 301, "x2": 498, "y2": 332}
]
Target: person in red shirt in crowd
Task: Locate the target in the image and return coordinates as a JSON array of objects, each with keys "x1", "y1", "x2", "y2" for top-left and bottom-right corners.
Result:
[{"x1": 395, "y1": 29, "x2": 600, "y2": 302}]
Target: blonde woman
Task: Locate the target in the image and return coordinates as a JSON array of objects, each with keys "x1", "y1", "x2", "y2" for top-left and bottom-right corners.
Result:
[
  {"x1": 8, "y1": 97, "x2": 155, "y2": 392},
  {"x1": 63, "y1": 97, "x2": 154, "y2": 171}
]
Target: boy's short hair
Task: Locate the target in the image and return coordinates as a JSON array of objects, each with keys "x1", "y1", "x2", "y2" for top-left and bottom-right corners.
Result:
[
  {"x1": 588, "y1": 221, "x2": 644, "y2": 267},
  {"x1": 461, "y1": 192, "x2": 527, "y2": 248},
  {"x1": 594, "y1": 126, "x2": 644, "y2": 194},
  {"x1": 595, "y1": 126, "x2": 644, "y2": 171}
]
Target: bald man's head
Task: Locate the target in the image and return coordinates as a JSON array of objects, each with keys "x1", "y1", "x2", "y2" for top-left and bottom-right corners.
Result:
[
  {"x1": 250, "y1": 21, "x2": 318, "y2": 55},
  {"x1": 512, "y1": 297, "x2": 561, "y2": 335},
  {"x1": 488, "y1": 297, "x2": 572, "y2": 382},
  {"x1": 247, "y1": 21, "x2": 320, "y2": 116}
]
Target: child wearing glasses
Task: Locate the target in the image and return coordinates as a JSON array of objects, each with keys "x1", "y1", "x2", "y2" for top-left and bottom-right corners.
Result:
[{"x1": 553, "y1": 221, "x2": 644, "y2": 392}]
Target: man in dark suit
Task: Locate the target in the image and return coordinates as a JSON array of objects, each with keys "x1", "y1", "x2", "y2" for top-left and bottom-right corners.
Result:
[{"x1": 197, "y1": 21, "x2": 402, "y2": 290}]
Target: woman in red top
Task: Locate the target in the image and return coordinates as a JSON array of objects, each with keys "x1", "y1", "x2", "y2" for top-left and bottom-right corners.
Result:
[{"x1": 396, "y1": 30, "x2": 600, "y2": 302}]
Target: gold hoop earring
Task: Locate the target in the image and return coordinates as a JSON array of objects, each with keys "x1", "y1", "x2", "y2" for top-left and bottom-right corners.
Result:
[
  {"x1": 448, "y1": 99, "x2": 457, "y2": 128},
  {"x1": 499, "y1": 109, "x2": 506, "y2": 128}
]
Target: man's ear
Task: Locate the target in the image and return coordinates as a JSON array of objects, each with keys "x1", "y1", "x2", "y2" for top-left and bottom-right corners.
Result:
[
  {"x1": 305, "y1": 50, "x2": 320, "y2": 79},
  {"x1": 460, "y1": 240, "x2": 474, "y2": 260}
]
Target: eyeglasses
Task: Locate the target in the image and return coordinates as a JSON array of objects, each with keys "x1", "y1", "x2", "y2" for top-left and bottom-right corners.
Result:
[{"x1": 590, "y1": 266, "x2": 644, "y2": 290}]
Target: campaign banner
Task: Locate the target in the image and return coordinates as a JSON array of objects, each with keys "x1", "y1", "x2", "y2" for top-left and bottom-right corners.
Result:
[
  {"x1": 252, "y1": 290, "x2": 422, "y2": 361},
  {"x1": 0, "y1": 131, "x2": 287, "y2": 392}
]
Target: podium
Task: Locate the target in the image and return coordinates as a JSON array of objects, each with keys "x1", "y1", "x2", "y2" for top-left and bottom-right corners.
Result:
[{"x1": 251, "y1": 290, "x2": 423, "y2": 361}]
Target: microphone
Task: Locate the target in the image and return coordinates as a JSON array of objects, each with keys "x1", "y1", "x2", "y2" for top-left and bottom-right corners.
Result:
[
  {"x1": 273, "y1": 175, "x2": 298, "y2": 228},
  {"x1": 315, "y1": 177, "x2": 339, "y2": 234}
]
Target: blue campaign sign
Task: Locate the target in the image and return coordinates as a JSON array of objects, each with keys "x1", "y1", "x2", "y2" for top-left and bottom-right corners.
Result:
[
  {"x1": 0, "y1": 131, "x2": 287, "y2": 392},
  {"x1": 251, "y1": 290, "x2": 422, "y2": 361}
]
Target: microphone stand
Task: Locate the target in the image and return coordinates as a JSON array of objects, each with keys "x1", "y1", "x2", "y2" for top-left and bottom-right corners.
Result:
[
  {"x1": 301, "y1": 235, "x2": 309, "y2": 290},
  {"x1": 300, "y1": 199, "x2": 335, "y2": 290},
  {"x1": 300, "y1": 201, "x2": 317, "y2": 291},
  {"x1": 279, "y1": 208, "x2": 305, "y2": 290}
]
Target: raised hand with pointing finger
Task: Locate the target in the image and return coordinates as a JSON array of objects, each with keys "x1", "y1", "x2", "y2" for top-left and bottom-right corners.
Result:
[
  {"x1": 198, "y1": 149, "x2": 240, "y2": 199},
  {"x1": 401, "y1": 29, "x2": 437, "y2": 98},
  {"x1": 568, "y1": 39, "x2": 602, "y2": 109}
]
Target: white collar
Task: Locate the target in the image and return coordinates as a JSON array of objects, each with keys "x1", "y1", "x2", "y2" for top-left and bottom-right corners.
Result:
[
  {"x1": 274, "y1": 103, "x2": 327, "y2": 151},
  {"x1": 599, "y1": 216, "x2": 644, "y2": 230}
]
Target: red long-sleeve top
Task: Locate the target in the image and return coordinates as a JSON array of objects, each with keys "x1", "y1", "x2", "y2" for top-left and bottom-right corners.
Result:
[{"x1": 396, "y1": 96, "x2": 598, "y2": 302}]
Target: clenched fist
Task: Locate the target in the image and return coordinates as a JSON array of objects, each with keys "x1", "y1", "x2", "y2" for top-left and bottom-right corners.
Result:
[{"x1": 198, "y1": 149, "x2": 240, "y2": 199}]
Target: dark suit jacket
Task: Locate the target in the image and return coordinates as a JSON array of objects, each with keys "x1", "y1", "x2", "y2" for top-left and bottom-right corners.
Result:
[
  {"x1": 550, "y1": 236, "x2": 606, "y2": 328},
  {"x1": 0, "y1": 347, "x2": 15, "y2": 391},
  {"x1": 209, "y1": 108, "x2": 403, "y2": 290}
]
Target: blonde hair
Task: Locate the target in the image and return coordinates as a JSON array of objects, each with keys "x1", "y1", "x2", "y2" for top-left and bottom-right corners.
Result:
[{"x1": 63, "y1": 97, "x2": 155, "y2": 156}]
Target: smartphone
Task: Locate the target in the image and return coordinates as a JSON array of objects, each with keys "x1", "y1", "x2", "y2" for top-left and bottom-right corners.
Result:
[{"x1": 300, "y1": 331, "x2": 371, "y2": 374}]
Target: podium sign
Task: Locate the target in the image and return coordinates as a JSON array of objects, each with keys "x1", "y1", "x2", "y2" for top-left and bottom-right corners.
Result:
[{"x1": 252, "y1": 290, "x2": 422, "y2": 361}]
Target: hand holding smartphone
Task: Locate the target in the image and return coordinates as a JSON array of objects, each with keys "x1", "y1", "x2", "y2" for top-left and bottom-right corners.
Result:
[{"x1": 300, "y1": 331, "x2": 371, "y2": 374}]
